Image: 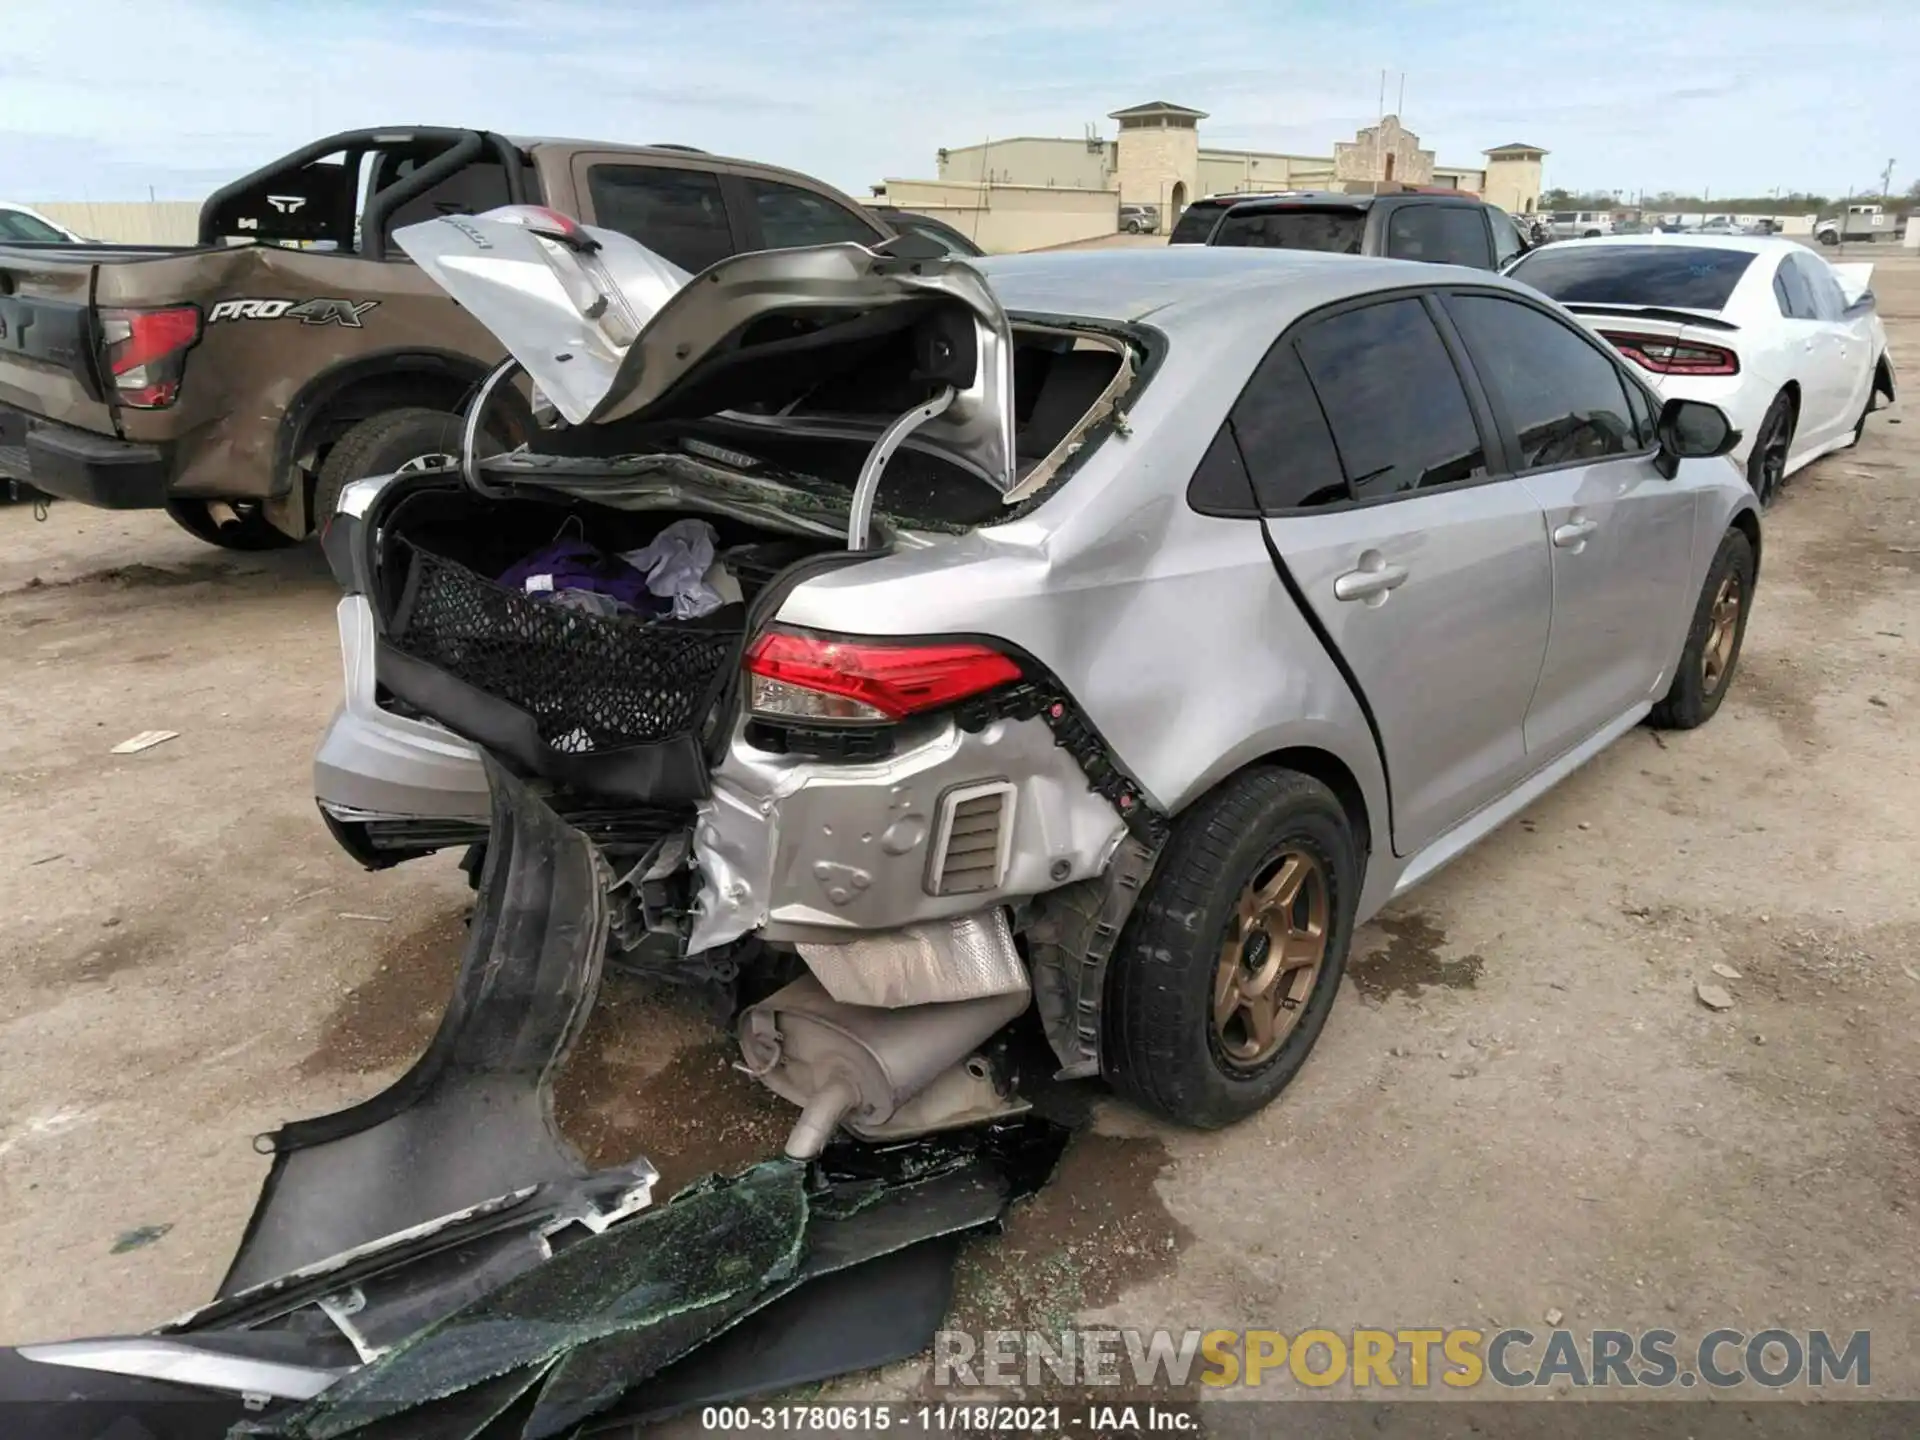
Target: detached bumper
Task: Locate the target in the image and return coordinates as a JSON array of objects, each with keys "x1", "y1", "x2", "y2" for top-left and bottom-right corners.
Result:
[{"x1": 1, "y1": 408, "x2": 171, "y2": 509}]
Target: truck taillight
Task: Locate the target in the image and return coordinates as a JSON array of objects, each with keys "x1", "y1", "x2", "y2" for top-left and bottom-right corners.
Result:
[
  {"x1": 98, "y1": 305, "x2": 201, "y2": 408},
  {"x1": 745, "y1": 627, "x2": 1022, "y2": 723},
  {"x1": 1601, "y1": 331, "x2": 1740, "y2": 377}
]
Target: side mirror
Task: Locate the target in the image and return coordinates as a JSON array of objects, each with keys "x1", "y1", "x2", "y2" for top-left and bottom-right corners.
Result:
[{"x1": 1654, "y1": 398, "x2": 1740, "y2": 478}]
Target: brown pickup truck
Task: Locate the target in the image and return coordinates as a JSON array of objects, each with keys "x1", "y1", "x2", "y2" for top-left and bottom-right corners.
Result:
[{"x1": 0, "y1": 127, "x2": 896, "y2": 548}]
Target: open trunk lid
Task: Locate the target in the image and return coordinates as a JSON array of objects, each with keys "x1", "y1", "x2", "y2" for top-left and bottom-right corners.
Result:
[{"x1": 394, "y1": 207, "x2": 1017, "y2": 494}]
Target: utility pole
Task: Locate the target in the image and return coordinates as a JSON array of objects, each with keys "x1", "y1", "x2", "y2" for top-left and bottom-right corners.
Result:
[
  {"x1": 1396, "y1": 72, "x2": 1406, "y2": 117},
  {"x1": 1881, "y1": 158, "x2": 1896, "y2": 200}
]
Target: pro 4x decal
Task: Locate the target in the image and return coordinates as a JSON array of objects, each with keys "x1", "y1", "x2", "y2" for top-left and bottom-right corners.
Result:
[{"x1": 207, "y1": 297, "x2": 380, "y2": 326}]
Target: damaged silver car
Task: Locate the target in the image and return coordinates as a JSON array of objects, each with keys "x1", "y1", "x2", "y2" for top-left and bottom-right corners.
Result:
[{"x1": 315, "y1": 205, "x2": 1762, "y2": 1151}]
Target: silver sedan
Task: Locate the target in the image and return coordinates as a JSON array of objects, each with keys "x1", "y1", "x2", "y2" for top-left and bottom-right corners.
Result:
[{"x1": 317, "y1": 222, "x2": 1759, "y2": 1153}]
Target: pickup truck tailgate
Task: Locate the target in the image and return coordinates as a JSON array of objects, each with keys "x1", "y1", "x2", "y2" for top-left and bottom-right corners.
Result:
[{"x1": 0, "y1": 249, "x2": 114, "y2": 434}]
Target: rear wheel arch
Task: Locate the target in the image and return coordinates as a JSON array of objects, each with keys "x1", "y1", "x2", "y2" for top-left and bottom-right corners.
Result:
[
  {"x1": 1167, "y1": 744, "x2": 1376, "y2": 880},
  {"x1": 1728, "y1": 507, "x2": 1761, "y2": 580},
  {"x1": 274, "y1": 351, "x2": 532, "y2": 525}
]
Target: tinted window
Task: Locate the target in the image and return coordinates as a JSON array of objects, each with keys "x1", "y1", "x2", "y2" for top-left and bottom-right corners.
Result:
[
  {"x1": 1228, "y1": 342, "x2": 1348, "y2": 510},
  {"x1": 1773, "y1": 254, "x2": 1817, "y2": 319},
  {"x1": 1211, "y1": 208, "x2": 1365, "y2": 254},
  {"x1": 1490, "y1": 210, "x2": 1525, "y2": 268},
  {"x1": 586, "y1": 165, "x2": 734, "y2": 273},
  {"x1": 1294, "y1": 298, "x2": 1487, "y2": 499},
  {"x1": 1507, "y1": 245, "x2": 1757, "y2": 311},
  {"x1": 747, "y1": 178, "x2": 882, "y2": 249},
  {"x1": 888, "y1": 213, "x2": 983, "y2": 257},
  {"x1": 1792, "y1": 252, "x2": 1847, "y2": 321},
  {"x1": 0, "y1": 210, "x2": 66, "y2": 242},
  {"x1": 1447, "y1": 295, "x2": 1640, "y2": 469},
  {"x1": 1169, "y1": 201, "x2": 1231, "y2": 244},
  {"x1": 1386, "y1": 206, "x2": 1493, "y2": 268}
]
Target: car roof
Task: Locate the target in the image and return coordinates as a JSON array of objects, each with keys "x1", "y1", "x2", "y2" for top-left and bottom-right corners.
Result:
[
  {"x1": 970, "y1": 246, "x2": 1526, "y2": 332},
  {"x1": 1521, "y1": 233, "x2": 1806, "y2": 260}
]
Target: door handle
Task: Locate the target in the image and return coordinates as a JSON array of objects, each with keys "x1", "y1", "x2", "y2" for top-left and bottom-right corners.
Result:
[
  {"x1": 1333, "y1": 557, "x2": 1410, "y2": 602},
  {"x1": 1552, "y1": 517, "x2": 1599, "y2": 549}
]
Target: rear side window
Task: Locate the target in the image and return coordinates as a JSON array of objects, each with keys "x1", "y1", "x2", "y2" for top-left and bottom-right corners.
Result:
[
  {"x1": 747, "y1": 178, "x2": 882, "y2": 249},
  {"x1": 585, "y1": 164, "x2": 735, "y2": 273},
  {"x1": 1211, "y1": 208, "x2": 1365, "y2": 254},
  {"x1": 1294, "y1": 298, "x2": 1488, "y2": 500},
  {"x1": 1386, "y1": 206, "x2": 1493, "y2": 269},
  {"x1": 1490, "y1": 210, "x2": 1525, "y2": 268},
  {"x1": 1772, "y1": 255, "x2": 1817, "y2": 319},
  {"x1": 1227, "y1": 343, "x2": 1348, "y2": 510},
  {"x1": 1169, "y1": 202, "x2": 1230, "y2": 244},
  {"x1": 1507, "y1": 244, "x2": 1756, "y2": 311},
  {"x1": 1446, "y1": 295, "x2": 1640, "y2": 469},
  {"x1": 1791, "y1": 252, "x2": 1847, "y2": 322}
]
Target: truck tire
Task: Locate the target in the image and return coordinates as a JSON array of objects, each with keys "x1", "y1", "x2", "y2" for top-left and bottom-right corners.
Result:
[
  {"x1": 165, "y1": 498, "x2": 300, "y2": 551},
  {"x1": 314, "y1": 408, "x2": 493, "y2": 531},
  {"x1": 1818, "y1": 229, "x2": 1838, "y2": 246},
  {"x1": 1103, "y1": 766, "x2": 1359, "y2": 1129}
]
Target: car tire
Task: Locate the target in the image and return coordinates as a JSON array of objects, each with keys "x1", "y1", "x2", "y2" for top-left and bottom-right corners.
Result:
[
  {"x1": 1103, "y1": 766, "x2": 1359, "y2": 1129},
  {"x1": 1818, "y1": 230, "x2": 1839, "y2": 246},
  {"x1": 1746, "y1": 391, "x2": 1794, "y2": 506},
  {"x1": 1650, "y1": 527, "x2": 1755, "y2": 731},
  {"x1": 314, "y1": 407, "x2": 491, "y2": 531},
  {"x1": 164, "y1": 497, "x2": 300, "y2": 551}
]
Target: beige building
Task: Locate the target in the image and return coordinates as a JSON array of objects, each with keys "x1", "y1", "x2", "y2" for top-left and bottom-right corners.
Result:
[{"x1": 880, "y1": 100, "x2": 1547, "y2": 252}]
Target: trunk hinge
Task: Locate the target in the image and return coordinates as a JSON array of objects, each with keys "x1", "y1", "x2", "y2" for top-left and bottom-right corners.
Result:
[{"x1": 844, "y1": 386, "x2": 956, "y2": 550}]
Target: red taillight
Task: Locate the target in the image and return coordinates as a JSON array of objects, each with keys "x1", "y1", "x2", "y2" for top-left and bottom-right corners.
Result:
[
  {"x1": 98, "y1": 305, "x2": 201, "y2": 408},
  {"x1": 1602, "y1": 331, "x2": 1739, "y2": 377},
  {"x1": 745, "y1": 628, "x2": 1022, "y2": 723}
]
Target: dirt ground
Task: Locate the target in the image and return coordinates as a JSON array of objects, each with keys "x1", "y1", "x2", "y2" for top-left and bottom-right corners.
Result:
[{"x1": 1, "y1": 252, "x2": 1916, "y2": 1413}]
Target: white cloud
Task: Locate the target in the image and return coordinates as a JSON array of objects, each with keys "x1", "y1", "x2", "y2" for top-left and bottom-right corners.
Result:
[{"x1": 2, "y1": 0, "x2": 1914, "y2": 202}]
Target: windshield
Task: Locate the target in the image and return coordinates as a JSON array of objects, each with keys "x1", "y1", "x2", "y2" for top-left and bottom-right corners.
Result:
[
  {"x1": 1507, "y1": 244, "x2": 1757, "y2": 311},
  {"x1": 0, "y1": 209, "x2": 68, "y2": 243},
  {"x1": 1208, "y1": 208, "x2": 1366, "y2": 255}
]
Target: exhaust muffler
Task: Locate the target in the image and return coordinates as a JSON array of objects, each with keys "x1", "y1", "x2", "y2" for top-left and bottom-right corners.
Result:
[{"x1": 738, "y1": 916, "x2": 1032, "y2": 1159}]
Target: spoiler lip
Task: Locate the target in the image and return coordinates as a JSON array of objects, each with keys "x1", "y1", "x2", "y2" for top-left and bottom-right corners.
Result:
[{"x1": 1562, "y1": 301, "x2": 1740, "y2": 333}]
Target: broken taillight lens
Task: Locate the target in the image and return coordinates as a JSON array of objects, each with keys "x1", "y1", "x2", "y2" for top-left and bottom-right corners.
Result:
[
  {"x1": 745, "y1": 627, "x2": 1022, "y2": 723},
  {"x1": 97, "y1": 304, "x2": 202, "y2": 408},
  {"x1": 1601, "y1": 331, "x2": 1740, "y2": 376}
]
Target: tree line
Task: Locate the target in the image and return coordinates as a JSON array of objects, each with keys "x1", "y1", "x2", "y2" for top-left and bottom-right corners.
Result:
[{"x1": 1542, "y1": 182, "x2": 1919, "y2": 215}]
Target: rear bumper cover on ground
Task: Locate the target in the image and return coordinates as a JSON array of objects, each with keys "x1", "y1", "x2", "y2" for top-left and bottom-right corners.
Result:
[
  {"x1": 3, "y1": 763, "x2": 1068, "y2": 1437},
  {"x1": 0, "y1": 405, "x2": 172, "y2": 508}
]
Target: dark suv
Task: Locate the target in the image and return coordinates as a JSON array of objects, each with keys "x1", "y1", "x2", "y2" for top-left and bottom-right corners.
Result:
[{"x1": 1170, "y1": 187, "x2": 1531, "y2": 272}]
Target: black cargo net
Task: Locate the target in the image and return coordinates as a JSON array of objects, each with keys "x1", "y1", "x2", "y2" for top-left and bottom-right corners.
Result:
[{"x1": 386, "y1": 543, "x2": 737, "y2": 753}]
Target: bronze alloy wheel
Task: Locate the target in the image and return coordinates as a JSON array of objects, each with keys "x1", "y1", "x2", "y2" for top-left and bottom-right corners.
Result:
[
  {"x1": 1212, "y1": 849, "x2": 1330, "y2": 1068},
  {"x1": 1702, "y1": 572, "x2": 1742, "y2": 694}
]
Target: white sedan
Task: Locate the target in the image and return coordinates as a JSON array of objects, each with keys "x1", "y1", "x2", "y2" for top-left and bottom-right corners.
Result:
[{"x1": 1504, "y1": 235, "x2": 1896, "y2": 504}]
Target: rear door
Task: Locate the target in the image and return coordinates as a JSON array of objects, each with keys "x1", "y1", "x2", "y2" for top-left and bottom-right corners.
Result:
[
  {"x1": 1248, "y1": 293, "x2": 1551, "y2": 855},
  {"x1": 1789, "y1": 251, "x2": 1866, "y2": 440},
  {"x1": 1768, "y1": 251, "x2": 1845, "y2": 445},
  {"x1": 1440, "y1": 289, "x2": 1697, "y2": 759}
]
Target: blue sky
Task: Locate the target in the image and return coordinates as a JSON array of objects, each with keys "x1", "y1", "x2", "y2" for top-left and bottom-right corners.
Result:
[{"x1": 3, "y1": 0, "x2": 1914, "y2": 203}]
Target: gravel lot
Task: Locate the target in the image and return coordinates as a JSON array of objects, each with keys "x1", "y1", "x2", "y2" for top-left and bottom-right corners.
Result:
[{"x1": 1, "y1": 253, "x2": 1915, "y2": 1406}]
